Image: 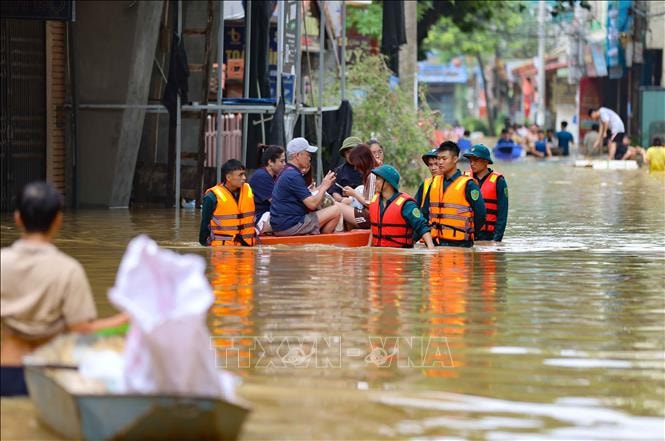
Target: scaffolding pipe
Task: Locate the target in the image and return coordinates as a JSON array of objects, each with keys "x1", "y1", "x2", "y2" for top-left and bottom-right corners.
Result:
[
  {"x1": 276, "y1": 1, "x2": 284, "y2": 104},
  {"x1": 242, "y1": 0, "x2": 252, "y2": 164},
  {"x1": 316, "y1": 0, "x2": 325, "y2": 183},
  {"x1": 216, "y1": 0, "x2": 225, "y2": 183},
  {"x1": 175, "y1": 0, "x2": 182, "y2": 212},
  {"x1": 341, "y1": 1, "x2": 346, "y2": 101}
]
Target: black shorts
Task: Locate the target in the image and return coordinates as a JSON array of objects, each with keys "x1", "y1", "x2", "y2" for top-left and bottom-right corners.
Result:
[{"x1": 612, "y1": 132, "x2": 626, "y2": 159}]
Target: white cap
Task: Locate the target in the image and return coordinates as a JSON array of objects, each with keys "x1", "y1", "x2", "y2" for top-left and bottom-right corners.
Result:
[{"x1": 287, "y1": 137, "x2": 318, "y2": 155}]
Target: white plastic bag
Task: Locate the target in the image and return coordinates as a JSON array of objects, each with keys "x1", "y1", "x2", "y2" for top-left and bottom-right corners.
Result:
[{"x1": 109, "y1": 235, "x2": 232, "y2": 399}]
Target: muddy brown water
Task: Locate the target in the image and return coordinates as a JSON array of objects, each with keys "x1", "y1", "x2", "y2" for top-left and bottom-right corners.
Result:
[{"x1": 1, "y1": 160, "x2": 664, "y2": 440}]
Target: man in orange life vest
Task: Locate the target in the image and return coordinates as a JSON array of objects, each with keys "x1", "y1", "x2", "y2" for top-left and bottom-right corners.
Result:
[
  {"x1": 463, "y1": 144, "x2": 508, "y2": 242},
  {"x1": 421, "y1": 141, "x2": 486, "y2": 247},
  {"x1": 414, "y1": 148, "x2": 442, "y2": 209},
  {"x1": 368, "y1": 165, "x2": 435, "y2": 249},
  {"x1": 199, "y1": 159, "x2": 256, "y2": 246}
]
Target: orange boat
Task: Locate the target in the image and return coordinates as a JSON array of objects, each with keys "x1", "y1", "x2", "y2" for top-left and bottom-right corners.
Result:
[{"x1": 258, "y1": 230, "x2": 370, "y2": 247}]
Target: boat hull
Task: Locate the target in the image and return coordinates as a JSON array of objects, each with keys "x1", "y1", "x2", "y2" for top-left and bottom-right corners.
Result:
[
  {"x1": 258, "y1": 230, "x2": 370, "y2": 247},
  {"x1": 24, "y1": 366, "x2": 250, "y2": 441}
]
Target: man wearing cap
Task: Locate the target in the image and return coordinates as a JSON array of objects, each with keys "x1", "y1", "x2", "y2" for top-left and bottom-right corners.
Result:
[
  {"x1": 414, "y1": 148, "x2": 442, "y2": 209},
  {"x1": 422, "y1": 141, "x2": 486, "y2": 248},
  {"x1": 463, "y1": 144, "x2": 508, "y2": 242},
  {"x1": 368, "y1": 165, "x2": 435, "y2": 249},
  {"x1": 270, "y1": 138, "x2": 341, "y2": 236},
  {"x1": 329, "y1": 136, "x2": 364, "y2": 199}
]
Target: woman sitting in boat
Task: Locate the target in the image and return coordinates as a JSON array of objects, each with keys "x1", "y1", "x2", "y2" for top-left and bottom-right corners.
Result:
[
  {"x1": 368, "y1": 165, "x2": 435, "y2": 249},
  {"x1": 337, "y1": 144, "x2": 379, "y2": 230},
  {"x1": 249, "y1": 144, "x2": 285, "y2": 234}
]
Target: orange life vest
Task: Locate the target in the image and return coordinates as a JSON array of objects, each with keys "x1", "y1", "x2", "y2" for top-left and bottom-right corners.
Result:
[
  {"x1": 206, "y1": 183, "x2": 256, "y2": 246},
  {"x1": 369, "y1": 192, "x2": 415, "y2": 248},
  {"x1": 428, "y1": 174, "x2": 474, "y2": 243},
  {"x1": 465, "y1": 170, "x2": 502, "y2": 233}
]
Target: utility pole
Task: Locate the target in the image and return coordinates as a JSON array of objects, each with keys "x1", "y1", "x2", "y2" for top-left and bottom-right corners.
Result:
[
  {"x1": 399, "y1": 0, "x2": 417, "y2": 109},
  {"x1": 537, "y1": 0, "x2": 546, "y2": 127}
]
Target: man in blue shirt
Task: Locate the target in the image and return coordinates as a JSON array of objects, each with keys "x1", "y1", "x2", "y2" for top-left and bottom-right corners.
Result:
[
  {"x1": 270, "y1": 138, "x2": 341, "y2": 236},
  {"x1": 555, "y1": 121, "x2": 575, "y2": 156},
  {"x1": 457, "y1": 130, "x2": 472, "y2": 154}
]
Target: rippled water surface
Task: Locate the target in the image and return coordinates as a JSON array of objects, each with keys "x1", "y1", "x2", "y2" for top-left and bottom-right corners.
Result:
[{"x1": 2, "y1": 161, "x2": 664, "y2": 440}]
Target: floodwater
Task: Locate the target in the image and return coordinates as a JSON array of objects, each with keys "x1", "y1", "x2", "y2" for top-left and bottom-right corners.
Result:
[{"x1": 1, "y1": 160, "x2": 664, "y2": 440}]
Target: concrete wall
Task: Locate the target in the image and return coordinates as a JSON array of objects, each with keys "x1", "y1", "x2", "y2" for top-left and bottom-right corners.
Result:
[
  {"x1": 75, "y1": 1, "x2": 163, "y2": 207},
  {"x1": 646, "y1": 1, "x2": 665, "y2": 86}
]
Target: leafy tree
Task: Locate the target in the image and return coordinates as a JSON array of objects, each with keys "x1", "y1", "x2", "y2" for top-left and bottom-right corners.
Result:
[
  {"x1": 423, "y1": 1, "x2": 532, "y2": 135},
  {"x1": 321, "y1": 53, "x2": 438, "y2": 189}
]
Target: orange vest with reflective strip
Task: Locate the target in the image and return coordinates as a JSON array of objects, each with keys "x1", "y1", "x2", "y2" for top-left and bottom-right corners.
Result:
[
  {"x1": 206, "y1": 183, "x2": 256, "y2": 246},
  {"x1": 369, "y1": 192, "x2": 415, "y2": 248},
  {"x1": 428, "y1": 174, "x2": 474, "y2": 243}
]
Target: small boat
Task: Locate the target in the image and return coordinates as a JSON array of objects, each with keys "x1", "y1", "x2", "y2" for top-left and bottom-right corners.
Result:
[
  {"x1": 258, "y1": 230, "x2": 370, "y2": 247},
  {"x1": 493, "y1": 144, "x2": 524, "y2": 161},
  {"x1": 574, "y1": 159, "x2": 639, "y2": 170},
  {"x1": 24, "y1": 366, "x2": 250, "y2": 441}
]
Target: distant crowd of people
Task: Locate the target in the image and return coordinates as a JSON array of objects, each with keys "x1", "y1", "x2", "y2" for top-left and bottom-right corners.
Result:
[{"x1": 493, "y1": 106, "x2": 664, "y2": 170}]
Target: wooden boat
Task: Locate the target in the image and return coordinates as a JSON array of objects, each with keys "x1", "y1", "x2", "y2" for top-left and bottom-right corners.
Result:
[
  {"x1": 574, "y1": 159, "x2": 639, "y2": 170},
  {"x1": 24, "y1": 366, "x2": 250, "y2": 441},
  {"x1": 258, "y1": 230, "x2": 370, "y2": 247}
]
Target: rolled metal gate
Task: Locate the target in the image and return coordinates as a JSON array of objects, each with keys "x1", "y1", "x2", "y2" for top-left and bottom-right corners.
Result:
[{"x1": 1, "y1": 19, "x2": 46, "y2": 211}]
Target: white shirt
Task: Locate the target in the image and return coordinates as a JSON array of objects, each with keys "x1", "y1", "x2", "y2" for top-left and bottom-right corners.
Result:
[{"x1": 599, "y1": 107, "x2": 625, "y2": 137}]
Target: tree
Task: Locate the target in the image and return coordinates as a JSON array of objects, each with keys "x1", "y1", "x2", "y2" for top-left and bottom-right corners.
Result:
[
  {"x1": 423, "y1": 2, "x2": 531, "y2": 135},
  {"x1": 321, "y1": 53, "x2": 438, "y2": 189}
]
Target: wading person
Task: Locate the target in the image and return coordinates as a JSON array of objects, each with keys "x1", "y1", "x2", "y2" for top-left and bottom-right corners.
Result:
[
  {"x1": 1, "y1": 182, "x2": 127, "y2": 395},
  {"x1": 249, "y1": 144, "x2": 285, "y2": 231},
  {"x1": 270, "y1": 138, "x2": 341, "y2": 236},
  {"x1": 329, "y1": 136, "x2": 363, "y2": 200},
  {"x1": 588, "y1": 106, "x2": 626, "y2": 160},
  {"x1": 199, "y1": 159, "x2": 257, "y2": 246},
  {"x1": 555, "y1": 120, "x2": 575, "y2": 156},
  {"x1": 463, "y1": 144, "x2": 508, "y2": 242},
  {"x1": 368, "y1": 165, "x2": 434, "y2": 249},
  {"x1": 423, "y1": 141, "x2": 486, "y2": 248},
  {"x1": 414, "y1": 148, "x2": 442, "y2": 209}
]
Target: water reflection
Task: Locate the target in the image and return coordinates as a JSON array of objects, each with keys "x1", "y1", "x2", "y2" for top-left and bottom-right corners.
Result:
[{"x1": 209, "y1": 248, "x2": 256, "y2": 371}]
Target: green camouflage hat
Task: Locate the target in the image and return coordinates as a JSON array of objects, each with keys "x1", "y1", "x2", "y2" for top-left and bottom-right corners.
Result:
[
  {"x1": 463, "y1": 144, "x2": 493, "y2": 164},
  {"x1": 371, "y1": 165, "x2": 401, "y2": 191}
]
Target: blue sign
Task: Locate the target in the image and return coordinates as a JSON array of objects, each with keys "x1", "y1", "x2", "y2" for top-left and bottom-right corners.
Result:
[{"x1": 418, "y1": 62, "x2": 468, "y2": 84}]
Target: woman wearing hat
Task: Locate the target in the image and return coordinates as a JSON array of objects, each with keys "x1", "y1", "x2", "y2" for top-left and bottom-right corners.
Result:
[
  {"x1": 368, "y1": 165, "x2": 435, "y2": 249},
  {"x1": 329, "y1": 136, "x2": 364, "y2": 201}
]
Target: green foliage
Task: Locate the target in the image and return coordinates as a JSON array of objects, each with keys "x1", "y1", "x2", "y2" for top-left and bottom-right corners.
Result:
[
  {"x1": 346, "y1": 1, "x2": 434, "y2": 39},
  {"x1": 462, "y1": 116, "x2": 489, "y2": 134},
  {"x1": 346, "y1": 3, "x2": 382, "y2": 39},
  {"x1": 423, "y1": 2, "x2": 529, "y2": 62},
  {"x1": 321, "y1": 54, "x2": 437, "y2": 189}
]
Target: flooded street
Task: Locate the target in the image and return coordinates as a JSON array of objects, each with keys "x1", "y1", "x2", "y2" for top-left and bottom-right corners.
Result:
[{"x1": 2, "y1": 161, "x2": 664, "y2": 440}]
